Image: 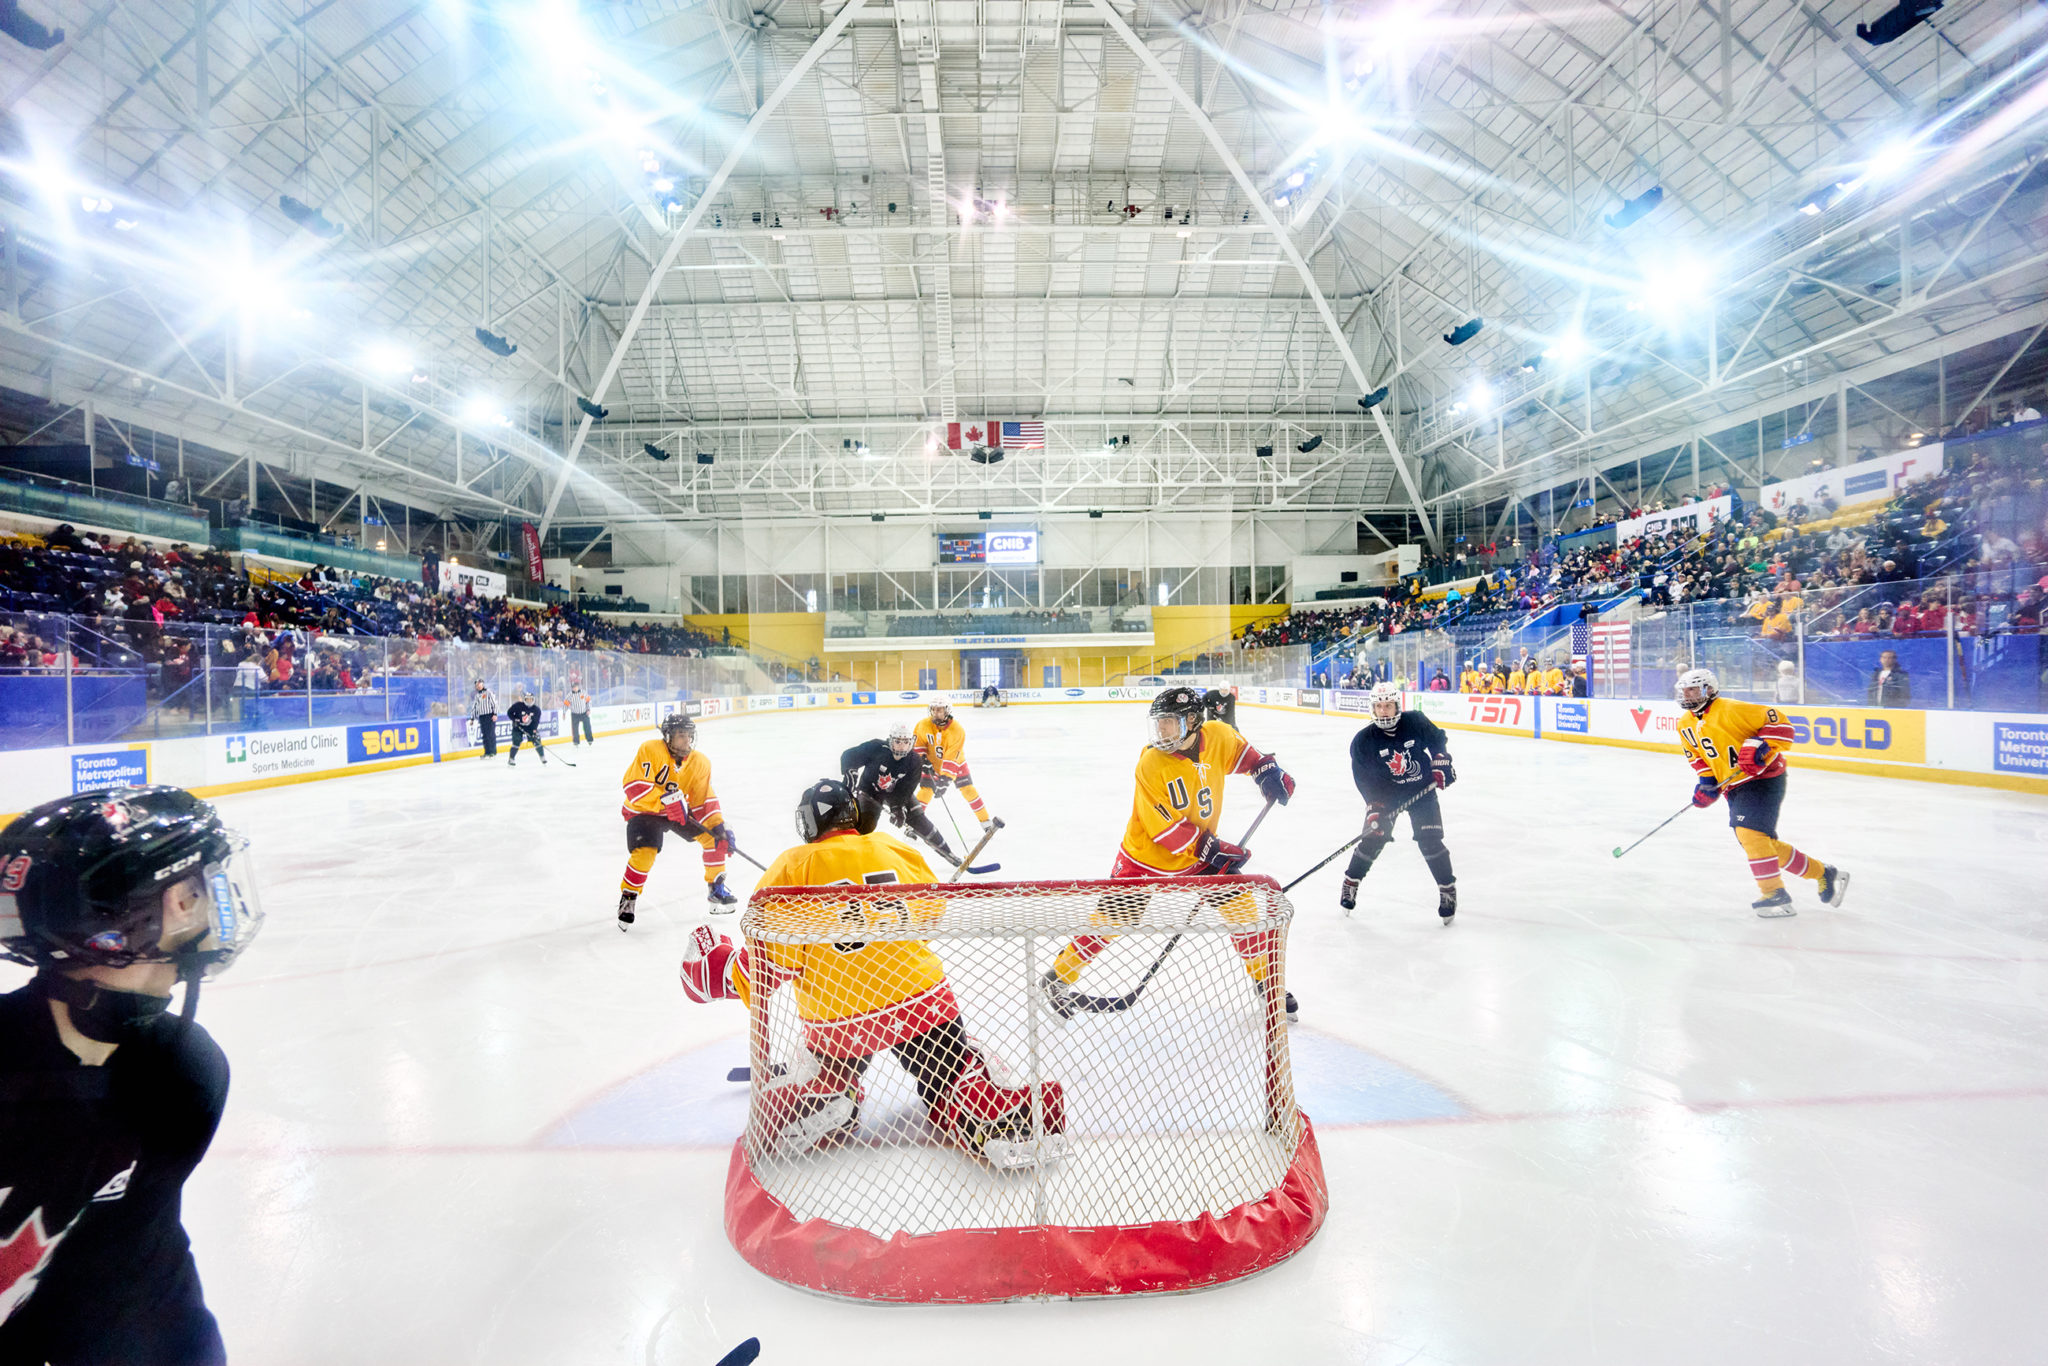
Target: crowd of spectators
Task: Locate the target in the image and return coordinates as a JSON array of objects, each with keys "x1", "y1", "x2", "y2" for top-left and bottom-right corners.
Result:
[
  {"x1": 0, "y1": 524, "x2": 727, "y2": 706},
  {"x1": 883, "y1": 608, "x2": 1089, "y2": 638}
]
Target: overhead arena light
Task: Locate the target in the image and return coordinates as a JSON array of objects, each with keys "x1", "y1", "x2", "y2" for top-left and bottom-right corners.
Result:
[
  {"x1": 1857, "y1": 0, "x2": 1941, "y2": 45},
  {"x1": 358, "y1": 344, "x2": 414, "y2": 377},
  {"x1": 1604, "y1": 186, "x2": 1663, "y2": 231},
  {"x1": 279, "y1": 194, "x2": 342, "y2": 238},
  {"x1": 695, "y1": 452, "x2": 714, "y2": 465},
  {"x1": 1297, "y1": 435, "x2": 1323, "y2": 454},
  {"x1": 461, "y1": 397, "x2": 510, "y2": 428},
  {"x1": 473, "y1": 326, "x2": 517, "y2": 358},
  {"x1": 643, "y1": 442, "x2": 672, "y2": 461},
  {"x1": 1443, "y1": 318, "x2": 1483, "y2": 346},
  {"x1": 1543, "y1": 331, "x2": 1588, "y2": 367},
  {"x1": 1358, "y1": 386, "x2": 1390, "y2": 411},
  {"x1": 0, "y1": 0, "x2": 65, "y2": 47},
  {"x1": 1255, "y1": 444, "x2": 1274, "y2": 459},
  {"x1": 575, "y1": 396, "x2": 609, "y2": 420}
]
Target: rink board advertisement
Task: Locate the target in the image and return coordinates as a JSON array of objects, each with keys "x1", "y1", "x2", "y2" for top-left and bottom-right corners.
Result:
[{"x1": 5, "y1": 688, "x2": 2043, "y2": 821}]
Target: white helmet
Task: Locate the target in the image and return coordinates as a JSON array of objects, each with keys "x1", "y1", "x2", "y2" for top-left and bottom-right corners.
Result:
[
  {"x1": 929, "y1": 703, "x2": 952, "y2": 726},
  {"x1": 1369, "y1": 680, "x2": 1404, "y2": 731},
  {"x1": 1675, "y1": 667, "x2": 1719, "y2": 715},
  {"x1": 887, "y1": 720, "x2": 915, "y2": 753}
]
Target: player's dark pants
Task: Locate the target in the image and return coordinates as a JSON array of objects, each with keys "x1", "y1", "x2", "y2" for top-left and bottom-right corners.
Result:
[
  {"x1": 507, "y1": 723, "x2": 543, "y2": 760},
  {"x1": 570, "y1": 711, "x2": 593, "y2": 744},
  {"x1": 1346, "y1": 787, "x2": 1454, "y2": 886},
  {"x1": 475, "y1": 713, "x2": 497, "y2": 757},
  {"x1": 872, "y1": 788, "x2": 948, "y2": 852},
  {"x1": 832, "y1": 1017, "x2": 973, "y2": 1116}
]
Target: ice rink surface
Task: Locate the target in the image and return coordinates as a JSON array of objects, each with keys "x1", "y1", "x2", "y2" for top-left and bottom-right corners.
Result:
[{"x1": 14, "y1": 701, "x2": 2045, "y2": 1365}]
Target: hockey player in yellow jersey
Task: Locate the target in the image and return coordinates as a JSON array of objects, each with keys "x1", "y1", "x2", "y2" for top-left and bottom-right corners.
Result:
[
  {"x1": 616, "y1": 713, "x2": 737, "y2": 929},
  {"x1": 1541, "y1": 661, "x2": 1566, "y2": 695},
  {"x1": 1040, "y1": 686, "x2": 1298, "y2": 1022},
  {"x1": 1458, "y1": 663, "x2": 1484, "y2": 694},
  {"x1": 679, "y1": 779, "x2": 1067, "y2": 1169},
  {"x1": 1675, "y1": 668, "x2": 1848, "y2": 917},
  {"x1": 913, "y1": 703, "x2": 995, "y2": 830}
]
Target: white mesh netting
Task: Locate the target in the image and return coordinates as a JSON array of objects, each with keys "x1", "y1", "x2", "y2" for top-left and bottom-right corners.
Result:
[{"x1": 735, "y1": 876, "x2": 1308, "y2": 1244}]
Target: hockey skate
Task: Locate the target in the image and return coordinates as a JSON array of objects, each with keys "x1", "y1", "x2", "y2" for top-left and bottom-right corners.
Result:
[
  {"x1": 706, "y1": 875, "x2": 739, "y2": 912},
  {"x1": 976, "y1": 1115, "x2": 1072, "y2": 1170},
  {"x1": 1038, "y1": 968, "x2": 1082, "y2": 1022},
  {"x1": 616, "y1": 891, "x2": 637, "y2": 930},
  {"x1": 1819, "y1": 865, "x2": 1850, "y2": 907},
  {"x1": 1752, "y1": 888, "x2": 1797, "y2": 917},
  {"x1": 1248, "y1": 974, "x2": 1300, "y2": 1024},
  {"x1": 1339, "y1": 876, "x2": 1360, "y2": 915},
  {"x1": 773, "y1": 1093, "x2": 859, "y2": 1156},
  {"x1": 1438, "y1": 882, "x2": 1457, "y2": 924}
]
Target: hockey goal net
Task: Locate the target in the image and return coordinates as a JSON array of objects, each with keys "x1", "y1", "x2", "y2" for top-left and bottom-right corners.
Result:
[{"x1": 723, "y1": 874, "x2": 1326, "y2": 1302}]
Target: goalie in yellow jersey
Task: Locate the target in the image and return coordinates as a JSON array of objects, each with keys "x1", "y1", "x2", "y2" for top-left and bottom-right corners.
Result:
[
  {"x1": 1040, "y1": 686, "x2": 1299, "y2": 1022},
  {"x1": 678, "y1": 779, "x2": 1067, "y2": 1170},
  {"x1": 1675, "y1": 667, "x2": 1849, "y2": 917}
]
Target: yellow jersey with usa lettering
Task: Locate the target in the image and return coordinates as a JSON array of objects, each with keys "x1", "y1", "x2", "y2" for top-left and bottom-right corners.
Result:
[
  {"x1": 1678, "y1": 696, "x2": 1794, "y2": 789},
  {"x1": 1119, "y1": 720, "x2": 1257, "y2": 874}
]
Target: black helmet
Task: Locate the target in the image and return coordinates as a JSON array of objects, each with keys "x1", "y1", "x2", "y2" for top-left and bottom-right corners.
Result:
[
  {"x1": 660, "y1": 713, "x2": 696, "y2": 750},
  {"x1": 1147, "y1": 686, "x2": 1206, "y2": 752},
  {"x1": 0, "y1": 786, "x2": 263, "y2": 975},
  {"x1": 795, "y1": 779, "x2": 876, "y2": 843}
]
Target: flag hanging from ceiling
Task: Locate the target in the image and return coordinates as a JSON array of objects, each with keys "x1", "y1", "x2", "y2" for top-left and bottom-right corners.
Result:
[
  {"x1": 945, "y1": 420, "x2": 993, "y2": 450},
  {"x1": 1000, "y1": 420, "x2": 1045, "y2": 448}
]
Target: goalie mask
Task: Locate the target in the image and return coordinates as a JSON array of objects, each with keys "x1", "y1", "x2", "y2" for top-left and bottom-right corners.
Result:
[
  {"x1": 795, "y1": 778, "x2": 877, "y2": 843},
  {"x1": 1369, "y1": 681, "x2": 1404, "y2": 732},
  {"x1": 1, "y1": 787, "x2": 265, "y2": 1040},
  {"x1": 1147, "y1": 686, "x2": 1206, "y2": 753},
  {"x1": 1675, "y1": 667, "x2": 1720, "y2": 716}
]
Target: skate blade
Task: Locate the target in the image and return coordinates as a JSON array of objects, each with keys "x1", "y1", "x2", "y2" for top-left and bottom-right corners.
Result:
[
  {"x1": 1824, "y1": 870, "x2": 1851, "y2": 908},
  {"x1": 1754, "y1": 904, "x2": 1798, "y2": 918},
  {"x1": 983, "y1": 1133, "x2": 1071, "y2": 1170}
]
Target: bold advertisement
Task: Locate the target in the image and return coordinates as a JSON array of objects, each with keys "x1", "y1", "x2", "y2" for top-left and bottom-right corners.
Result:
[
  {"x1": 70, "y1": 748, "x2": 148, "y2": 793},
  {"x1": 346, "y1": 722, "x2": 430, "y2": 764},
  {"x1": 1992, "y1": 722, "x2": 2048, "y2": 776}
]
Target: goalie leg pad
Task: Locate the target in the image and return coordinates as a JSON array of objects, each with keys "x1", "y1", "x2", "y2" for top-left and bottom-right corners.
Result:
[
  {"x1": 754, "y1": 1058, "x2": 865, "y2": 1156},
  {"x1": 904, "y1": 1027, "x2": 1068, "y2": 1165}
]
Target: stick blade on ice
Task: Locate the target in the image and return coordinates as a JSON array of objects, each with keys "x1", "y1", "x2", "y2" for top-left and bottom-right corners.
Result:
[{"x1": 714, "y1": 1339, "x2": 761, "y2": 1366}]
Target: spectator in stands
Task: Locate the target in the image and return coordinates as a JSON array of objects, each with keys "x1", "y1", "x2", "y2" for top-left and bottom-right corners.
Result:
[
  {"x1": 1868, "y1": 650, "x2": 1911, "y2": 707},
  {"x1": 1775, "y1": 660, "x2": 1801, "y2": 704}
]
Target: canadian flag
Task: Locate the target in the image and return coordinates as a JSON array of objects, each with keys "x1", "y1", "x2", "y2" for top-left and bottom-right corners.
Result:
[{"x1": 946, "y1": 421, "x2": 992, "y2": 450}]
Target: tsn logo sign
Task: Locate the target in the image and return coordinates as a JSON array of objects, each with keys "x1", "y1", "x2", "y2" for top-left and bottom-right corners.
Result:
[{"x1": 1467, "y1": 696, "x2": 1523, "y2": 726}]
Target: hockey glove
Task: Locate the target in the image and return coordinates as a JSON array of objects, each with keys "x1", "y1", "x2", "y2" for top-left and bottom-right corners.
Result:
[
  {"x1": 1362, "y1": 804, "x2": 1392, "y2": 839},
  {"x1": 1692, "y1": 775, "x2": 1722, "y2": 809},
  {"x1": 680, "y1": 926, "x2": 741, "y2": 1003},
  {"x1": 713, "y1": 821, "x2": 736, "y2": 856},
  {"x1": 1734, "y1": 737, "x2": 1773, "y2": 777},
  {"x1": 1194, "y1": 831, "x2": 1251, "y2": 876},
  {"x1": 1250, "y1": 755, "x2": 1295, "y2": 806},
  {"x1": 1430, "y1": 753, "x2": 1457, "y2": 789},
  {"x1": 929, "y1": 774, "x2": 953, "y2": 797}
]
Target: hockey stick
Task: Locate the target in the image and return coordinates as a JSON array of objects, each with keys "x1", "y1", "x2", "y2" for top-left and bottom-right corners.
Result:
[
  {"x1": 1611, "y1": 799, "x2": 1696, "y2": 858},
  {"x1": 713, "y1": 1337, "x2": 761, "y2": 1366},
  {"x1": 945, "y1": 815, "x2": 1005, "y2": 884},
  {"x1": 1050, "y1": 796, "x2": 1278, "y2": 1016},
  {"x1": 1284, "y1": 784, "x2": 1438, "y2": 894},
  {"x1": 938, "y1": 788, "x2": 970, "y2": 847}
]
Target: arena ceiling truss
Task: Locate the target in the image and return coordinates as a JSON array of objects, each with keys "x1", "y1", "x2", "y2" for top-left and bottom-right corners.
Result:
[{"x1": 2, "y1": 0, "x2": 2044, "y2": 541}]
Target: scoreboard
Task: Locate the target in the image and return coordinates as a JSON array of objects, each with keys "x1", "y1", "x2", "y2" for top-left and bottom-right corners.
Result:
[{"x1": 937, "y1": 529, "x2": 1038, "y2": 565}]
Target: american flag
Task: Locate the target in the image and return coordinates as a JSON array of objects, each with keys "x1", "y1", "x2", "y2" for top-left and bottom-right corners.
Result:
[
  {"x1": 1586, "y1": 621, "x2": 1631, "y2": 694},
  {"x1": 1000, "y1": 420, "x2": 1045, "y2": 448}
]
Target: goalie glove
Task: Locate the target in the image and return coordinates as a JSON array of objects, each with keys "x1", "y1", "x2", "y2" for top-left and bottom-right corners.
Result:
[
  {"x1": 1194, "y1": 830, "x2": 1250, "y2": 876},
  {"x1": 1692, "y1": 775, "x2": 1722, "y2": 809},
  {"x1": 1249, "y1": 755, "x2": 1295, "y2": 806},
  {"x1": 1734, "y1": 737, "x2": 1773, "y2": 777},
  {"x1": 680, "y1": 926, "x2": 742, "y2": 1003}
]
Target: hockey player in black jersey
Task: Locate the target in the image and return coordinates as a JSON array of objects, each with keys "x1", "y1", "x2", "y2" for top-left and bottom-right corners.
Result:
[
  {"x1": 1343, "y1": 681, "x2": 1459, "y2": 922},
  {"x1": 0, "y1": 786, "x2": 264, "y2": 1365},
  {"x1": 505, "y1": 688, "x2": 546, "y2": 766},
  {"x1": 841, "y1": 721, "x2": 958, "y2": 865},
  {"x1": 1200, "y1": 687, "x2": 1237, "y2": 729}
]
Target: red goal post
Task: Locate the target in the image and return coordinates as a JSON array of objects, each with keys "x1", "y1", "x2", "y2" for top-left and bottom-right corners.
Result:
[{"x1": 723, "y1": 874, "x2": 1327, "y2": 1302}]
